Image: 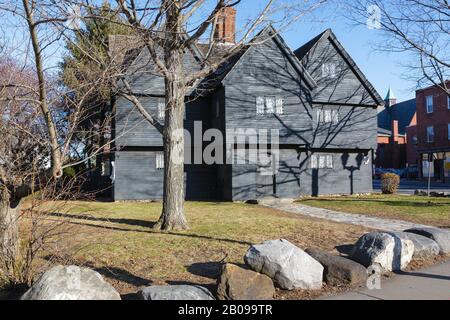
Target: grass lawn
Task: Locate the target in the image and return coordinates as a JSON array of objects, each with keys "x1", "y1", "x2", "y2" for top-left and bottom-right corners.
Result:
[
  {"x1": 297, "y1": 194, "x2": 450, "y2": 228},
  {"x1": 19, "y1": 201, "x2": 373, "y2": 299}
]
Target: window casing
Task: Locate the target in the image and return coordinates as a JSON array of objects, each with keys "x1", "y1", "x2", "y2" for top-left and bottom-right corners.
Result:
[
  {"x1": 448, "y1": 124, "x2": 450, "y2": 141},
  {"x1": 157, "y1": 99, "x2": 165, "y2": 119},
  {"x1": 427, "y1": 126, "x2": 434, "y2": 143},
  {"x1": 265, "y1": 96, "x2": 275, "y2": 114},
  {"x1": 426, "y1": 95, "x2": 433, "y2": 113},
  {"x1": 156, "y1": 153, "x2": 164, "y2": 169},
  {"x1": 311, "y1": 154, "x2": 333, "y2": 169},
  {"x1": 256, "y1": 96, "x2": 284, "y2": 115},
  {"x1": 317, "y1": 109, "x2": 339, "y2": 124},
  {"x1": 322, "y1": 63, "x2": 337, "y2": 79}
]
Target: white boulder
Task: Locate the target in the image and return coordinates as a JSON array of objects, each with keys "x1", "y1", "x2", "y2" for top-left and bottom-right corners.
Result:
[
  {"x1": 350, "y1": 232, "x2": 414, "y2": 272},
  {"x1": 244, "y1": 239, "x2": 323, "y2": 290},
  {"x1": 21, "y1": 265, "x2": 121, "y2": 300}
]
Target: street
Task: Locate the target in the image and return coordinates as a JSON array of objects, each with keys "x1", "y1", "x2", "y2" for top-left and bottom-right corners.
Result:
[{"x1": 373, "y1": 179, "x2": 450, "y2": 195}]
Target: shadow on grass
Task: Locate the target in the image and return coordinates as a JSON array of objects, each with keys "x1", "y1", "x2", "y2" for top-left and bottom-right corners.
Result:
[
  {"x1": 52, "y1": 218, "x2": 252, "y2": 246},
  {"x1": 47, "y1": 212, "x2": 156, "y2": 229}
]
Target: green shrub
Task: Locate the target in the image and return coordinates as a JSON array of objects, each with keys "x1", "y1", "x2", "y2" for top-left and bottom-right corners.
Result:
[
  {"x1": 63, "y1": 166, "x2": 77, "y2": 178},
  {"x1": 381, "y1": 173, "x2": 400, "y2": 194}
]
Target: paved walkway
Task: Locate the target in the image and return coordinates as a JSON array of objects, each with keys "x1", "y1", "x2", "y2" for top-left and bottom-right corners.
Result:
[
  {"x1": 322, "y1": 260, "x2": 450, "y2": 300},
  {"x1": 262, "y1": 202, "x2": 432, "y2": 232}
]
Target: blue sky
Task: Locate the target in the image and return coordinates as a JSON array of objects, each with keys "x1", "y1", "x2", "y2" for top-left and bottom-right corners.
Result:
[
  {"x1": 235, "y1": 1, "x2": 416, "y2": 102},
  {"x1": 2, "y1": 1, "x2": 417, "y2": 102}
]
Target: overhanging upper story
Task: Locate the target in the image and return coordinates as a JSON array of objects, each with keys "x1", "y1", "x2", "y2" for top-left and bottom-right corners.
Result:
[{"x1": 112, "y1": 27, "x2": 384, "y2": 151}]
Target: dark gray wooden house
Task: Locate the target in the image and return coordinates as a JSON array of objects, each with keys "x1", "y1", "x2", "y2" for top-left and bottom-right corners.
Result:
[{"x1": 109, "y1": 13, "x2": 384, "y2": 201}]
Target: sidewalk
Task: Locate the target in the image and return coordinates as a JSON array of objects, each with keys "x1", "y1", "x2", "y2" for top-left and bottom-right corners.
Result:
[
  {"x1": 262, "y1": 202, "x2": 432, "y2": 232},
  {"x1": 322, "y1": 260, "x2": 450, "y2": 300}
]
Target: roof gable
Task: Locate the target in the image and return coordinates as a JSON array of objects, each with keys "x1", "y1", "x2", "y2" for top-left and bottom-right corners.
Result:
[
  {"x1": 222, "y1": 25, "x2": 316, "y2": 89},
  {"x1": 295, "y1": 29, "x2": 384, "y2": 107},
  {"x1": 377, "y1": 98, "x2": 416, "y2": 135}
]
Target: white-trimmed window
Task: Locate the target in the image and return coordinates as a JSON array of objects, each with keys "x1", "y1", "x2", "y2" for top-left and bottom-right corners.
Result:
[
  {"x1": 427, "y1": 126, "x2": 434, "y2": 143},
  {"x1": 265, "y1": 96, "x2": 276, "y2": 114},
  {"x1": 157, "y1": 99, "x2": 165, "y2": 119},
  {"x1": 276, "y1": 97, "x2": 284, "y2": 114},
  {"x1": 324, "y1": 110, "x2": 332, "y2": 123},
  {"x1": 332, "y1": 110, "x2": 339, "y2": 124},
  {"x1": 256, "y1": 96, "x2": 284, "y2": 115},
  {"x1": 317, "y1": 109, "x2": 339, "y2": 124},
  {"x1": 256, "y1": 96, "x2": 265, "y2": 115},
  {"x1": 156, "y1": 153, "x2": 164, "y2": 169},
  {"x1": 326, "y1": 155, "x2": 333, "y2": 168},
  {"x1": 311, "y1": 154, "x2": 333, "y2": 169},
  {"x1": 447, "y1": 96, "x2": 450, "y2": 110},
  {"x1": 426, "y1": 95, "x2": 433, "y2": 113},
  {"x1": 310, "y1": 155, "x2": 318, "y2": 169},
  {"x1": 322, "y1": 63, "x2": 337, "y2": 79}
]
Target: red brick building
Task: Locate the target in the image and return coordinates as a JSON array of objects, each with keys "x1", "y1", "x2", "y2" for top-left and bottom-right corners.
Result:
[
  {"x1": 376, "y1": 88, "x2": 416, "y2": 169},
  {"x1": 413, "y1": 82, "x2": 450, "y2": 182}
]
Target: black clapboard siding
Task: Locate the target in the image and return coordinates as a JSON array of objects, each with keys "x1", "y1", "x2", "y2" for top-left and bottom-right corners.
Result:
[
  {"x1": 123, "y1": 48, "x2": 201, "y2": 95},
  {"x1": 223, "y1": 39, "x2": 313, "y2": 146},
  {"x1": 301, "y1": 35, "x2": 378, "y2": 106},
  {"x1": 310, "y1": 104, "x2": 378, "y2": 149},
  {"x1": 115, "y1": 96, "x2": 164, "y2": 147},
  {"x1": 230, "y1": 149, "x2": 373, "y2": 200},
  {"x1": 114, "y1": 151, "x2": 164, "y2": 200}
]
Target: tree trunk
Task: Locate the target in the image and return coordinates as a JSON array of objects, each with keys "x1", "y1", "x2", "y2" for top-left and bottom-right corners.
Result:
[
  {"x1": 154, "y1": 4, "x2": 188, "y2": 231},
  {"x1": 0, "y1": 193, "x2": 20, "y2": 269}
]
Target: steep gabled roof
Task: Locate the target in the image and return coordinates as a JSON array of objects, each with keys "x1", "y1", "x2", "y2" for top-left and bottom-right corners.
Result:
[
  {"x1": 378, "y1": 98, "x2": 416, "y2": 135},
  {"x1": 194, "y1": 25, "x2": 317, "y2": 94},
  {"x1": 294, "y1": 29, "x2": 329, "y2": 61},
  {"x1": 219, "y1": 25, "x2": 317, "y2": 89},
  {"x1": 294, "y1": 29, "x2": 384, "y2": 106}
]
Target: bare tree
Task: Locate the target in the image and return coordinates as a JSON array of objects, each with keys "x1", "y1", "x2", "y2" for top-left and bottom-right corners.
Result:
[
  {"x1": 0, "y1": 0, "x2": 119, "y2": 282},
  {"x1": 345, "y1": 0, "x2": 449, "y2": 95},
  {"x1": 66, "y1": 0, "x2": 327, "y2": 231}
]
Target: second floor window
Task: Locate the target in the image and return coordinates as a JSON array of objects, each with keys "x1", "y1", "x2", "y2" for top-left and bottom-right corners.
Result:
[
  {"x1": 426, "y1": 95, "x2": 433, "y2": 113},
  {"x1": 448, "y1": 123, "x2": 450, "y2": 141},
  {"x1": 157, "y1": 99, "x2": 165, "y2": 120},
  {"x1": 447, "y1": 96, "x2": 450, "y2": 110},
  {"x1": 256, "y1": 96, "x2": 284, "y2": 115},
  {"x1": 427, "y1": 126, "x2": 434, "y2": 143},
  {"x1": 156, "y1": 153, "x2": 164, "y2": 169},
  {"x1": 317, "y1": 109, "x2": 339, "y2": 124}
]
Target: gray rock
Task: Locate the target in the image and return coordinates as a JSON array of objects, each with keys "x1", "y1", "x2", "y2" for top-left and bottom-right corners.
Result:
[
  {"x1": 305, "y1": 248, "x2": 367, "y2": 286},
  {"x1": 244, "y1": 239, "x2": 323, "y2": 290},
  {"x1": 138, "y1": 285, "x2": 215, "y2": 300},
  {"x1": 350, "y1": 232, "x2": 414, "y2": 272},
  {"x1": 405, "y1": 227, "x2": 450, "y2": 254},
  {"x1": 21, "y1": 265, "x2": 121, "y2": 300},
  {"x1": 414, "y1": 190, "x2": 428, "y2": 196},
  {"x1": 430, "y1": 192, "x2": 445, "y2": 197},
  {"x1": 387, "y1": 231, "x2": 440, "y2": 259}
]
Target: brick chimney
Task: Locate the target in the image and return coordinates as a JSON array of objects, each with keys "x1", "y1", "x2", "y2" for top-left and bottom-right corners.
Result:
[
  {"x1": 214, "y1": 7, "x2": 236, "y2": 44},
  {"x1": 391, "y1": 120, "x2": 399, "y2": 142}
]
